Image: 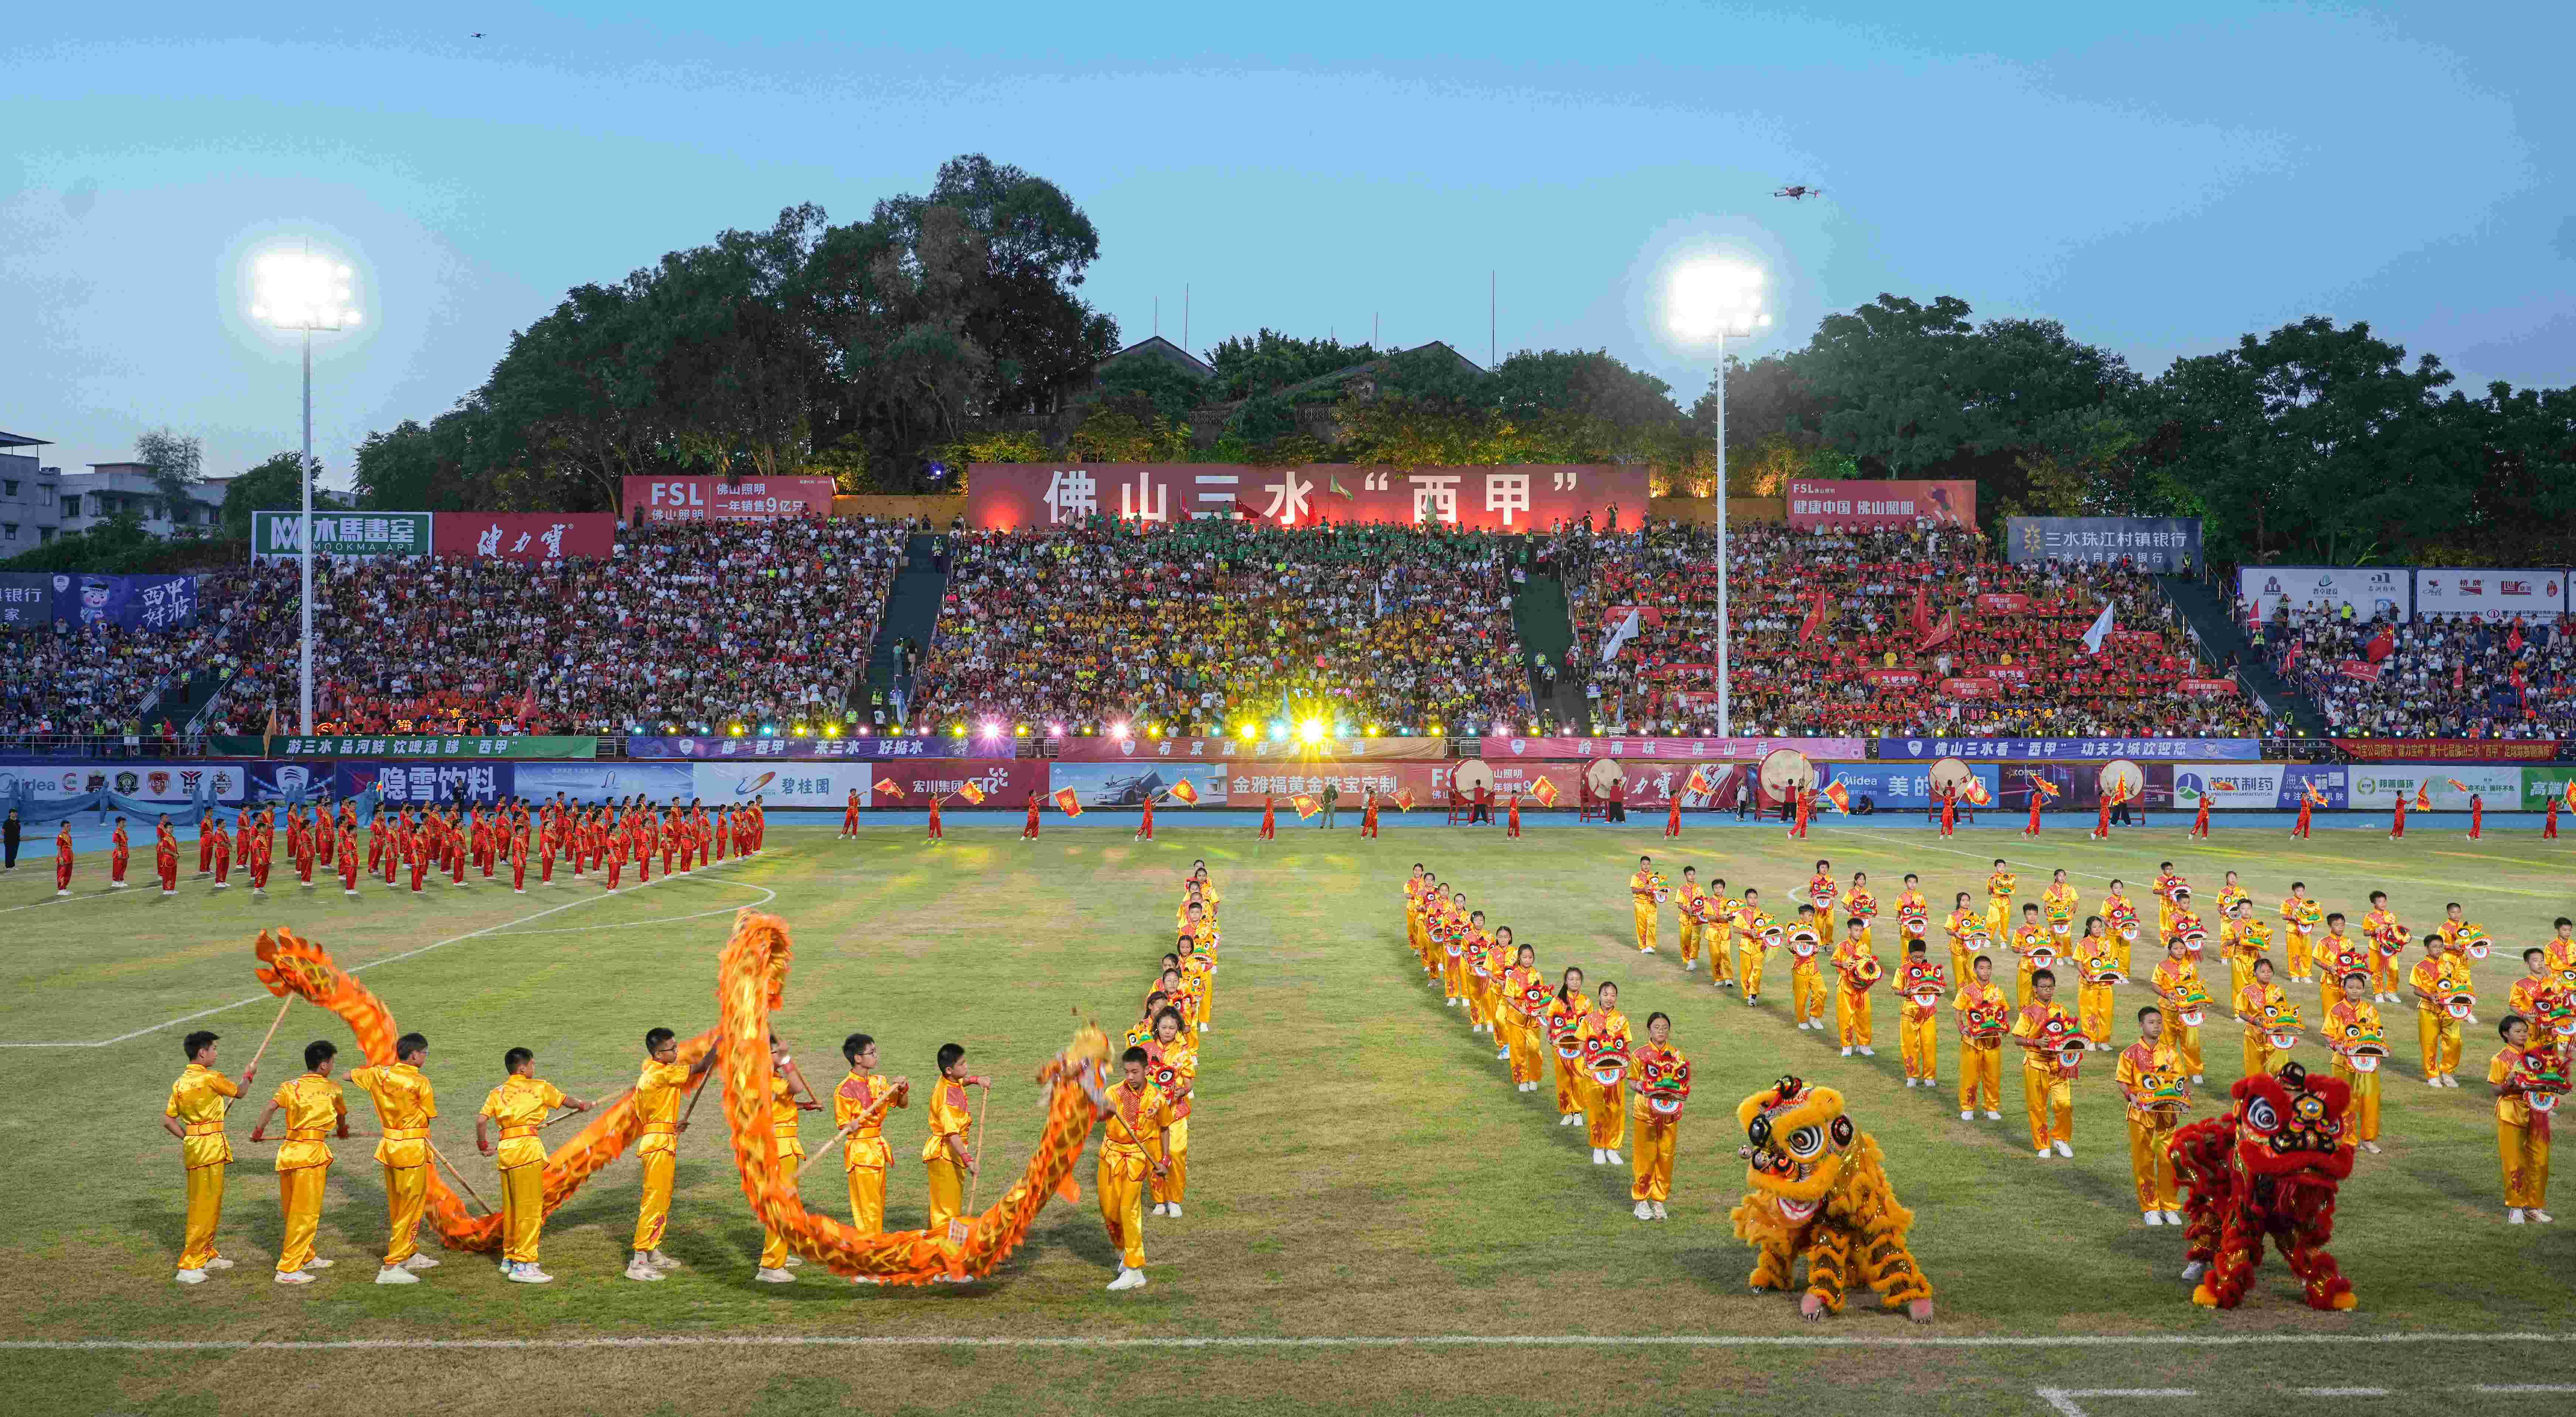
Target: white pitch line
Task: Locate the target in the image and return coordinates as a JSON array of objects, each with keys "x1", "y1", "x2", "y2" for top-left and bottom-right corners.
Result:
[
  {"x1": 0, "y1": 1333, "x2": 2570, "y2": 1354},
  {"x1": 2294, "y1": 1389, "x2": 2390, "y2": 1397},
  {"x1": 0, "y1": 861, "x2": 775, "y2": 1049},
  {"x1": 2038, "y1": 1391, "x2": 2198, "y2": 1417}
]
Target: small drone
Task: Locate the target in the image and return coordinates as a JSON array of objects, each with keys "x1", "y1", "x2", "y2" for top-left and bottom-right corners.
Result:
[{"x1": 1773, "y1": 185, "x2": 1823, "y2": 201}]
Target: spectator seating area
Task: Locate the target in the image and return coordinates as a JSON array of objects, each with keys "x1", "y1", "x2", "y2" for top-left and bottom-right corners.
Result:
[
  {"x1": 1569, "y1": 523, "x2": 2263, "y2": 738},
  {"x1": 0, "y1": 607, "x2": 253, "y2": 746},
  {"x1": 913, "y1": 520, "x2": 1531, "y2": 735},
  {"x1": 1, "y1": 519, "x2": 906, "y2": 742},
  {"x1": 2260, "y1": 610, "x2": 2575, "y2": 739}
]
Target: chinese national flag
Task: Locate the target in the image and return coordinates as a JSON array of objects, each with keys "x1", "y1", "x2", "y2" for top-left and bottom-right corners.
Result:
[
  {"x1": 2413, "y1": 782, "x2": 2432, "y2": 811},
  {"x1": 1530, "y1": 776, "x2": 1561, "y2": 808},
  {"x1": 1684, "y1": 766, "x2": 1713, "y2": 797},
  {"x1": 873, "y1": 776, "x2": 902, "y2": 798},
  {"x1": 954, "y1": 780, "x2": 986, "y2": 805},
  {"x1": 1167, "y1": 779, "x2": 1199, "y2": 806},
  {"x1": 1822, "y1": 780, "x2": 1852, "y2": 814},
  {"x1": 2364, "y1": 626, "x2": 2395, "y2": 663},
  {"x1": 1394, "y1": 789, "x2": 1416, "y2": 812},
  {"x1": 1053, "y1": 786, "x2": 1083, "y2": 817},
  {"x1": 1290, "y1": 793, "x2": 1320, "y2": 819}
]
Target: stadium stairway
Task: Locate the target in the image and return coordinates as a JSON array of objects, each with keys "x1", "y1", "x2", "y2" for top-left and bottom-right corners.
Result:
[
  {"x1": 857, "y1": 531, "x2": 948, "y2": 729},
  {"x1": 2158, "y1": 573, "x2": 2325, "y2": 736},
  {"x1": 1508, "y1": 564, "x2": 1585, "y2": 727}
]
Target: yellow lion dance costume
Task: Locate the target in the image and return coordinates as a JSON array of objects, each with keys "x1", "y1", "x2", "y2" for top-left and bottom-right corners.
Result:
[{"x1": 1728, "y1": 1074, "x2": 1934, "y2": 1321}]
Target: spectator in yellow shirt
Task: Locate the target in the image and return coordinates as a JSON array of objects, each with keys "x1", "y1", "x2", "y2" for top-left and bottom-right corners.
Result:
[
  {"x1": 2490, "y1": 1017, "x2": 2555, "y2": 1224},
  {"x1": 625, "y1": 1025, "x2": 717, "y2": 1281},
  {"x1": 346, "y1": 1032, "x2": 439, "y2": 1286},
  {"x1": 476, "y1": 1047, "x2": 592, "y2": 1284},
  {"x1": 163, "y1": 1029, "x2": 255, "y2": 1284},
  {"x1": 248, "y1": 1040, "x2": 349, "y2": 1284}
]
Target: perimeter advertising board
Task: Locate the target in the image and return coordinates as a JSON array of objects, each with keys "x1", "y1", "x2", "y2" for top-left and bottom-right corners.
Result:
[
  {"x1": 2238, "y1": 567, "x2": 2412, "y2": 623},
  {"x1": 2411, "y1": 568, "x2": 2567, "y2": 622},
  {"x1": 966, "y1": 464, "x2": 1652, "y2": 533}
]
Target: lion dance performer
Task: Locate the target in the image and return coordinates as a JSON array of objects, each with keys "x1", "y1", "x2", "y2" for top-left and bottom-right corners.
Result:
[
  {"x1": 1727, "y1": 1075, "x2": 1934, "y2": 1322},
  {"x1": 2167, "y1": 1060, "x2": 2358, "y2": 1309}
]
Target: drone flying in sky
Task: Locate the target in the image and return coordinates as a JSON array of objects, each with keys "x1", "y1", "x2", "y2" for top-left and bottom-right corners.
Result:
[{"x1": 1773, "y1": 184, "x2": 1822, "y2": 201}]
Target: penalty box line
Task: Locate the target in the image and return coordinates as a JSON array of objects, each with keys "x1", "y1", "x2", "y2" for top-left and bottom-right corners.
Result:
[
  {"x1": 3, "y1": 1330, "x2": 2574, "y2": 1353},
  {"x1": 0, "y1": 858, "x2": 776, "y2": 1050}
]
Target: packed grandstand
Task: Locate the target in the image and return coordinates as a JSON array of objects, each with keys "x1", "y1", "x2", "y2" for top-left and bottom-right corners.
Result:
[{"x1": 3, "y1": 493, "x2": 2572, "y2": 770}]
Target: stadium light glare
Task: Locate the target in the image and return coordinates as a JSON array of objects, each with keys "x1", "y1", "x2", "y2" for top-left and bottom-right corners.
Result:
[
  {"x1": 1146, "y1": 723, "x2": 1162, "y2": 739},
  {"x1": 728, "y1": 723, "x2": 745, "y2": 736},
  {"x1": 1110, "y1": 721, "x2": 1130, "y2": 740},
  {"x1": 979, "y1": 720, "x2": 1001, "y2": 740},
  {"x1": 1297, "y1": 720, "x2": 1324, "y2": 745},
  {"x1": 1364, "y1": 724, "x2": 1380, "y2": 737},
  {"x1": 949, "y1": 724, "x2": 967, "y2": 738},
  {"x1": 1014, "y1": 723, "x2": 1029, "y2": 738}
]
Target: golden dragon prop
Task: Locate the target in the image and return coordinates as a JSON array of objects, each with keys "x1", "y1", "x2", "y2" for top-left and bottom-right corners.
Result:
[{"x1": 251, "y1": 912, "x2": 1113, "y2": 1281}]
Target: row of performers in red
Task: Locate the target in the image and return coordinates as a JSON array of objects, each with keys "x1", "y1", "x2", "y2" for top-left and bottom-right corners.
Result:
[{"x1": 48, "y1": 798, "x2": 769, "y2": 897}]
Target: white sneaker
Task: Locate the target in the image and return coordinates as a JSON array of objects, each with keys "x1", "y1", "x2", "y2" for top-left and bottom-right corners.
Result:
[
  {"x1": 1858, "y1": 1046, "x2": 1876, "y2": 1057},
  {"x1": 302, "y1": 1258, "x2": 334, "y2": 1270},
  {"x1": 1150, "y1": 1202, "x2": 1168, "y2": 1217},
  {"x1": 2054, "y1": 1141, "x2": 2073, "y2": 1158},
  {"x1": 783, "y1": 1254, "x2": 804, "y2": 1268},
  {"x1": 2534, "y1": 1210, "x2": 2555, "y2": 1223},
  {"x1": 2163, "y1": 1210, "x2": 2185, "y2": 1225},
  {"x1": 1592, "y1": 1148, "x2": 1607, "y2": 1165},
  {"x1": 508, "y1": 1263, "x2": 554, "y2": 1284},
  {"x1": 1924, "y1": 1078, "x2": 1937, "y2": 1089},
  {"x1": 273, "y1": 1270, "x2": 313, "y2": 1284},
  {"x1": 2190, "y1": 1075, "x2": 2204, "y2": 1085},
  {"x1": 754, "y1": 1267, "x2": 796, "y2": 1283},
  {"x1": 1106, "y1": 1267, "x2": 1148, "y2": 1291},
  {"x1": 626, "y1": 1258, "x2": 665, "y2": 1281},
  {"x1": 1904, "y1": 1078, "x2": 1916, "y2": 1088},
  {"x1": 1651, "y1": 1202, "x2": 1667, "y2": 1220},
  {"x1": 2509, "y1": 1209, "x2": 2528, "y2": 1224},
  {"x1": 2144, "y1": 1211, "x2": 2164, "y2": 1227},
  {"x1": 1960, "y1": 1109, "x2": 1975, "y2": 1121},
  {"x1": 2428, "y1": 1077, "x2": 2445, "y2": 1089},
  {"x1": 1633, "y1": 1200, "x2": 1654, "y2": 1220},
  {"x1": 1606, "y1": 1150, "x2": 1622, "y2": 1166},
  {"x1": 1985, "y1": 1110, "x2": 2003, "y2": 1121},
  {"x1": 1165, "y1": 1203, "x2": 1182, "y2": 1218},
  {"x1": 375, "y1": 1265, "x2": 421, "y2": 1284},
  {"x1": 174, "y1": 1268, "x2": 208, "y2": 1284},
  {"x1": 1684, "y1": 960, "x2": 1698, "y2": 972},
  {"x1": 400, "y1": 1253, "x2": 439, "y2": 1271},
  {"x1": 1495, "y1": 1048, "x2": 1510, "y2": 1060},
  {"x1": 647, "y1": 1250, "x2": 682, "y2": 1271},
  {"x1": 851, "y1": 1275, "x2": 882, "y2": 1285},
  {"x1": 203, "y1": 1257, "x2": 235, "y2": 1271},
  {"x1": 1841, "y1": 1046, "x2": 1853, "y2": 1057},
  {"x1": 2035, "y1": 1149, "x2": 2051, "y2": 1160},
  {"x1": 2181, "y1": 1260, "x2": 2208, "y2": 1281}
]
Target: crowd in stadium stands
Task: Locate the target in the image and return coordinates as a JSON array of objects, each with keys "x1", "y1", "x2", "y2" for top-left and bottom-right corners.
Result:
[
  {"x1": 1569, "y1": 521, "x2": 2265, "y2": 738},
  {"x1": 2258, "y1": 607, "x2": 2576, "y2": 739},
  {"x1": 0, "y1": 519, "x2": 907, "y2": 745},
  {"x1": 915, "y1": 519, "x2": 1532, "y2": 735}
]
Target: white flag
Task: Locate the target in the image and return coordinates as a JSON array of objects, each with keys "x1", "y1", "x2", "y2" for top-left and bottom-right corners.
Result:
[
  {"x1": 1599, "y1": 608, "x2": 1642, "y2": 665},
  {"x1": 2082, "y1": 602, "x2": 2115, "y2": 656}
]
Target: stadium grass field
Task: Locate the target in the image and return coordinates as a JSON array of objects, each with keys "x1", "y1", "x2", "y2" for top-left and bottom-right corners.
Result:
[{"x1": 3, "y1": 813, "x2": 2573, "y2": 1415}]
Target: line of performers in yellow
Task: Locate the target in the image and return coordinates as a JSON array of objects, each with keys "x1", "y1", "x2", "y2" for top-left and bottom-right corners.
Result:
[
  {"x1": 1404, "y1": 851, "x2": 2572, "y2": 1228},
  {"x1": 159, "y1": 860, "x2": 1229, "y2": 1292}
]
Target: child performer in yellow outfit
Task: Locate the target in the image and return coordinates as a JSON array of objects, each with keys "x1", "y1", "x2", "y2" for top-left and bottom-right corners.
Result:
[
  {"x1": 249, "y1": 1040, "x2": 348, "y2": 1284},
  {"x1": 1629, "y1": 855, "x2": 1662, "y2": 954},
  {"x1": 1583, "y1": 981, "x2": 1634, "y2": 1165},
  {"x1": 1897, "y1": 939, "x2": 1941, "y2": 1088},
  {"x1": 2318, "y1": 913, "x2": 2370, "y2": 1021},
  {"x1": 1503, "y1": 942, "x2": 1546, "y2": 1091},
  {"x1": 1985, "y1": 859, "x2": 2018, "y2": 938},
  {"x1": 1706, "y1": 877, "x2": 1742, "y2": 989},
  {"x1": 2073, "y1": 916, "x2": 2118, "y2": 1049},
  {"x1": 1627, "y1": 1011, "x2": 1684, "y2": 1220},
  {"x1": 2281, "y1": 882, "x2": 2322, "y2": 982},
  {"x1": 1954, "y1": 954, "x2": 2008, "y2": 1121},
  {"x1": 1832, "y1": 917, "x2": 1880, "y2": 1057},
  {"x1": 2491, "y1": 1015, "x2": 2558, "y2": 1224},
  {"x1": 834, "y1": 1033, "x2": 908, "y2": 1267},
  {"x1": 163, "y1": 1029, "x2": 254, "y2": 1284},
  {"x1": 1100, "y1": 1046, "x2": 1175, "y2": 1290},
  {"x1": 1730, "y1": 885, "x2": 1767, "y2": 999},
  {"x1": 1675, "y1": 866, "x2": 1706, "y2": 973},
  {"x1": 2327, "y1": 971, "x2": 2385, "y2": 1153},
  {"x1": 1787, "y1": 906, "x2": 1828, "y2": 1030},
  {"x1": 476, "y1": 1047, "x2": 591, "y2": 1284},
  {"x1": 2152, "y1": 936, "x2": 2209, "y2": 1082},
  {"x1": 2236, "y1": 957, "x2": 2293, "y2": 1079},
  {"x1": 2115, "y1": 1006, "x2": 2189, "y2": 1225},
  {"x1": 1149, "y1": 1008, "x2": 1198, "y2": 1217},
  {"x1": 626, "y1": 1025, "x2": 719, "y2": 1280},
  {"x1": 2011, "y1": 970, "x2": 2080, "y2": 1159},
  {"x1": 347, "y1": 1032, "x2": 439, "y2": 1285},
  {"x1": 1946, "y1": 891, "x2": 1983, "y2": 991},
  {"x1": 2410, "y1": 940, "x2": 2472, "y2": 1087},
  {"x1": 1546, "y1": 968, "x2": 1594, "y2": 1127},
  {"x1": 752, "y1": 1035, "x2": 823, "y2": 1283},
  {"x1": 922, "y1": 1043, "x2": 991, "y2": 1238}
]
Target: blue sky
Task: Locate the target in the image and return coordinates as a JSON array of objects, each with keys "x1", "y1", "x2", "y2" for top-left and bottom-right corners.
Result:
[{"x1": 4, "y1": 2, "x2": 2568, "y2": 488}]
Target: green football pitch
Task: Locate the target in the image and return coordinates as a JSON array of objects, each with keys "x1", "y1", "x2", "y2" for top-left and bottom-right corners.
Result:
[{"x1": 1, "y1": 817, "x2": 2571, "y2": 1416}]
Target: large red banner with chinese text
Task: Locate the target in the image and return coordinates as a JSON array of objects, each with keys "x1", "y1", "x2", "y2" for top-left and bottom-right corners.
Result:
[
  {"x1": 1786, "y1": 478, "x2": 1977, "y2": 529},
  {"x1": 622, "y1": 476, "x2": 837, "y2": 525},
  {"x1": 431, "y1": 512, "x2": 615, "y2": 563},
  {"x1": 966, "y1": 464, "x2": 1652, "y2": 532}
]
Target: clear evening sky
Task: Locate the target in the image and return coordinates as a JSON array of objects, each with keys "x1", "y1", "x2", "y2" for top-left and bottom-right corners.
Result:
[{"x1": 4, "y1": 3, "x2": 2568, "y2": 488}]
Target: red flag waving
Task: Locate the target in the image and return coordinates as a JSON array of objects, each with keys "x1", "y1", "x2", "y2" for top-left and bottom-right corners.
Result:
[
  {"x1": 2364, "y1": 626, "x2": 2395, "y2": 663},
  {"x1": 1290, "y1": 792, "x2": 1320, "y2": 819},
  {"x1": 1394, "y1": 789, "x2": 1417, "y2": 812},
  {"x1": 2303, "y1": 781, "x2": 2328, "y2": 807},
  {"x1": 1964, "y1": 778, "x2": 1993, "y2": 806},
  {"x1": 1800, "y1": 587, "x2": 1831, "y2": 643},
  {"x1": 2444, "y1": 778, "x2": 2469, "y2": 793},
  {"x1": 2028, "y1": 773, "x2": 2061, "y2": 801},
  {"x1": 954, "y1": 780, "x2": 987, "y2": 805},
  {"x1": 1822, "y1": 781, "x2": 1853, "y2": 814},
  {"x1": 873, "y1": 776, "x2": 902, "y2": 798},
  {"x1": 1530, "y1": 776, "x2": 1561, "y2": 808},
  {"x1": 1917, "y1": 610, "x2": 1957, "y2": 652},
  {"x1": 1684, "y1": 766, "x2": 1713, "y2": 798},
  {"x1": 1052, "y1": 786, "x2": 1083, "y2": 817},
  {"x1": 1166, "y1": 779, "x2": 1200, "y2": 806},
  {"x1": 1910, "y1": 585, "x2": 1932, "y2": 637},
  {"x1": 2413, "y1": 782, "x2": 2432, "y2": 811}
]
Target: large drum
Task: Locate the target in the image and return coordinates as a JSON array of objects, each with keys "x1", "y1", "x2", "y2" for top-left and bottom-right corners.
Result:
[
  {"x1": 1759, "y1": 748, "x2": 1816, "y2": 804},
  {"x1": 1584, "y1": 759, "x2": 1626, "y2": 798},
  {"x1": 2098, "y1": 758, "x2": 2144, "y2": 805},
  {"x1": 1927, "y1": 756, "x2": 1978, "y2": 801},
  {"x1": 1452, "y1": 759, "x2": 1496, "y2": 797}
]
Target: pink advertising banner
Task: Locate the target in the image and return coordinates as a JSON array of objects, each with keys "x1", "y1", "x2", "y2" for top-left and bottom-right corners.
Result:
[
  {"x1": 967, "y1": 464, "x2": 1652, "y2": 533},
  {"x1": 1054, "y1": 734, "x2": 1445, "y2": 763},
  {"x1": 431, "y1": 512, "x2": 615, "y2": 563},
  {"x1": 1785, "y1": 478, "x2": 1977, "y2": 530},
  {"x1": 1474, "y1": 736, "x2": 1866, "y2": 762},
  {"x1": 622, "y1": 476, "x2": 837, "y2": 525}
]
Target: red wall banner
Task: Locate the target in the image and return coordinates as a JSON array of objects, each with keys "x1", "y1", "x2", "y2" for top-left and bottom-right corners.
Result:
[
  {"x1": 2333, "y1": 738, "x2": 2559, "y2": 763},
  {"x1": 1055, "y1": 735, "x2": 1444, "y2": 763},
  {"x1": 1974, "y1": 593, "x2": 2030, "y2": 614},
  {"x1": 431, "y1": 512, "x2": 615, "y2": 563},
  {"x1": 2178, "y1": 678, "x2": 2239, "y2": 696},
  {"x1": 1862, "y1": 668, "x2": 1923, "y2": 689},
  {"x1": 866, "y1": 759, "x2": 1052, "y2": 807},
  {"x1": 622, "y1": 476, "x2": 837, "y2": 525},
  {"x1": 1940, "y1": 677, "x2": 2002, "y2": 698},
  {"x1": 966, "y1": 464, "x2": 1653, "y2": 533},
  {"x1": 1785, "y1": 478, "x2": 1977, "y2": 530}
]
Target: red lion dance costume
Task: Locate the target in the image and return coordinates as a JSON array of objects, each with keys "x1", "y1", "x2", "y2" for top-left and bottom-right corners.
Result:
[{"x1": 2167, "y1": 1060, "x2": 2358, "y2": 1309}]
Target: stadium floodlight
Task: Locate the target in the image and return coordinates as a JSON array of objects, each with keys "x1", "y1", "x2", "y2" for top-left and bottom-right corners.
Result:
[
  {"x1": 248, "y1": 246, "x2": 363, "y2": 737},
  {"x1": 1110, "y1": 721, "x2": 1130, "y2": 740},
  {"x1": 1297, "y1": 720, "x2": 1324, "y2": 746},
  {"x1": 1666, "y1": 257, "x2": 1774, "y2": 739},
  {"x1": 1047, "y1": 722, "x2": 1064, "y2": 737}
]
